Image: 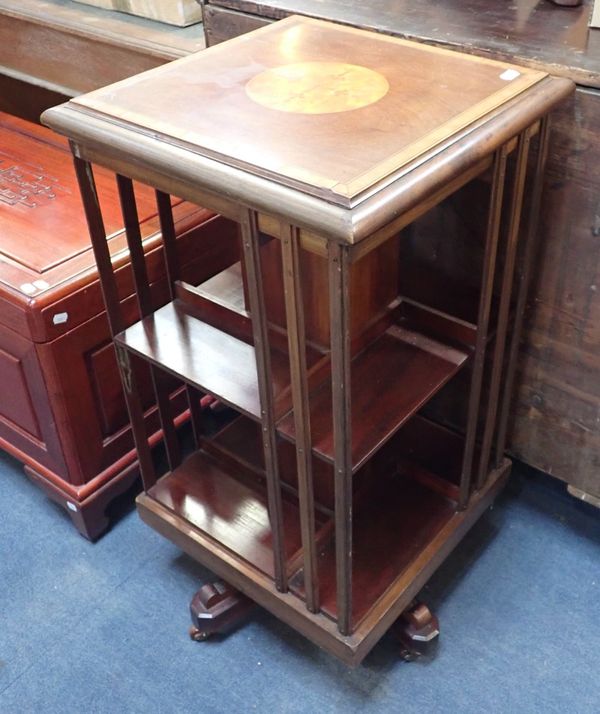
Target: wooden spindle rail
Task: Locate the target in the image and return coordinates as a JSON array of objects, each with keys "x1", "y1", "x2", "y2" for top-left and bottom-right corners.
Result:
[
  {"x1": 458, "y1": 145, "x2": 508, "y2": 508},
  {"x1": 328, "y1": 241, "x2": 353, "y2": 636},
  {"x1": 154, "y1": 188, "x2": 205, "y2": 448},
  {"x1": 116, "y1": 174, "x2": 182, "y2": 472},
  {"x1": 495, "y1": 119, "x2": 551, "y2": 467},
  {"x1": 281, "y1": 222, "x2": 320, "y2": 613},
  {"x1": 241, "y1": 209, "x2": 288, "y2": 593},
  {"x1": 72, "y1": 155, "x2": 157, "y2": 490},
  {"x1": 477, "y1": 129, "x2": 532, "y2": 488}
]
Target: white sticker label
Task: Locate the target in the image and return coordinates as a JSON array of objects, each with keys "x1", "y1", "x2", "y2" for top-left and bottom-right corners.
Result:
[
  {"x1": 53, "y1": 312, "x2": 69, "y2": 325},
  {"x1": 20, "y1": 283, "x2": 36, "y2": 295},
  {"x1": 500, "y1": 69, "x2": 521, "y2": 81},
  {"x1": 66, "y1": 501, "x2": 78, "y2": 512}
]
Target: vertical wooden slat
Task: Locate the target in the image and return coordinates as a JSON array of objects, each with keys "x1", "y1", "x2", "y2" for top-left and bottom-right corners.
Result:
[
  {"x1": 186, "y1": 385, "x2": 206, "y2": 447},
  {"x1": 281, "y1": 222, "x2": 320, "y2": 614},
  {"x1": 155, "y1": 188, "x2": 204, "y2": 449},
  {"x1": 72, "y1": 155, "x2": 124, "y2": 336},
  {"x1": 495, "y1": 118, "x2": 551, "y2": 466},
  {"x1": 328, "y1": 241, "x2": 353, "y2": 636},
  {"x1": 477, "y1": 128, "x2": 532, "y2": 488},
  {"x1": 149, "y1": 367, "x2": 183, "y2": 471},
  {"x1": 458, "y1": 146, "x2": 508, "y2": 509},
  {"x1": 155, "y1": 189, "x2": 181, "y2": 299},
  {"x1": 240, "y1": 209, "x2": 287, "y2": 593},
  {"x1": 72, "y1": 156, "x2": 156, "y2": 490},
  {"x1": 116, "y1": 175, "x2": 153, "y2": 316},
  {"x1": 117, "y1": 174, "x2": 182, "y2": 472}
]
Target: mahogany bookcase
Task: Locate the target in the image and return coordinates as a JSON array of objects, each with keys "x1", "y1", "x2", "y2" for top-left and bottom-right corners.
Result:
[{"x1": 43, "y1": 16, "x2": 572, "y2": 665}]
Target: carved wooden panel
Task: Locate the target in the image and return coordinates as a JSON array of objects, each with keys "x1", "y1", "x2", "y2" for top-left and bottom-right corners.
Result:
[{"x1": 0, "y1": 326, "x2": 65, "y2": 473}]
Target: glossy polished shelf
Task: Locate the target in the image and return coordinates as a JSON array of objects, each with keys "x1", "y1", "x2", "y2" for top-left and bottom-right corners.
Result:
[
  {"x1": 147, "y1": 412, "x2": 488, "y2": 631},
  {"x1": 114, "y1": 299, "x2": 293, "y2": 421},
  {"x1": 277, "y1": 321, "x2": 470, "y2": 471},
  {"x1": 147, "y1": 449, "x2": 308, "y2": 579},
  {"x1": 291, "y1": 472, "x2": 455, "y2": 628}
]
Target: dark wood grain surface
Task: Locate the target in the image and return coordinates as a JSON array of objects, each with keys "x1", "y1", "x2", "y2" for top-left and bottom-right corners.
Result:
[
  {"x1": 289, "y1": 474, "x2": 454, "y2": 628},
  {"x1": 277, "y1": 325, "x2": 468, "y2": 471},
  {"x1": 148, "y1": 449, "x2": 307, "y2": 577},
  {"x1": 509, "y1": 88, "x2": 600, "y2": 498},
  {"x1": 205, "y1": 0, "x2": 600, "y2": 86}
]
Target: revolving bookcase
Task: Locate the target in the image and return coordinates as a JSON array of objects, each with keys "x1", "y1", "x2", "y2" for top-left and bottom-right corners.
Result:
[{"x1": 42, "y1": 16, "x2": 573, "y2": 665}]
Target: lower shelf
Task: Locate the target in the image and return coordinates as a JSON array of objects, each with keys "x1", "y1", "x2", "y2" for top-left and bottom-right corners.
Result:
[
  {"x1": 147, "y1": 450, "x2": 309, "y2": 579},
  {"x1": 137, "y1": 460, "x2": 510, "y2": 665},
  {"x1": 138, "y1": 459, "x2": 510, "y2": 665},
  {"x1": 149, "y1": 411, "x2": 484, "y2": 628},
  {"x1": 147, "y1": 412, "x2": 481, "y2": 628},
  {"x1": 289, "y1": 472, "x2": 456, "y2": 628}
]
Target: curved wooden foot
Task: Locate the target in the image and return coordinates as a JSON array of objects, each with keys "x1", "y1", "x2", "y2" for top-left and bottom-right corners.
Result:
[
  {"x1": 189, "y1": 580, "x2": 254, "y2": 641},
  {"x1": 24, "y1": 463, "x2": 139, "y2": 541},
  {"x1": 395, "y1": 600, "x2": 440, "y2": 661}
]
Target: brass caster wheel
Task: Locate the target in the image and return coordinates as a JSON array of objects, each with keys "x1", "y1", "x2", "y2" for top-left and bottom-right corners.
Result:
[
  {"x1": 399, "y1": 646, "x2": 419, "y2": 663},
  {"x1": 395, "y1": 600, "x2": 440, "y2": 661},
  {"x1": 189, "y1": 626, "x2": 210, "y2": 642}
]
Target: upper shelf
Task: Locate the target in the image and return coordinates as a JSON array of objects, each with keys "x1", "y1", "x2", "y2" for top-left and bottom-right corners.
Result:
[
  {"x1": 116, "y1": 270, "x2": 471, "y2": 466},
  {"x1": 277, "y1": 318, "x2": 469, "y2": 471},
  {"x1": 114, "y1": 299, "x2": 296, "y2": 421}
]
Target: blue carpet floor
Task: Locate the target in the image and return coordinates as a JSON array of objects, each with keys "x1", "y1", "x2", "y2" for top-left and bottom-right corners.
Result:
[{"x1": 1, "y1": 447, "x2": 599, "y2": 714}]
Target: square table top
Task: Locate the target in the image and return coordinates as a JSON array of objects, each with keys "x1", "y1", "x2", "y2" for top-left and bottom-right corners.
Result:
[{"x1": 69, "y1": 15, "x2": 546, "y2": 207}]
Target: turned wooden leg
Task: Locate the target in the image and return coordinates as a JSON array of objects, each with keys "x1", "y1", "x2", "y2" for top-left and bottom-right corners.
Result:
[
  {"x1": 189, "y1": 580, "x2": 254, "y2": 641},
  {"x1": 395, "y1": 600, "x2": 440, "y2": 661}
]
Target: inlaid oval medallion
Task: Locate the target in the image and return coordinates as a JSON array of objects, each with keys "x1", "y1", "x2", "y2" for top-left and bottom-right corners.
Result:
[{"x1": 245, "y1": 62, "x2": 389, "y2": 115}]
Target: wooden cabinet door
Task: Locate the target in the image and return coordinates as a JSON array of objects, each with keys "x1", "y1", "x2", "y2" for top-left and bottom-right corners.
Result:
[{"x1": 0, "y1": 325, "x2": 66, "y2": 475}]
